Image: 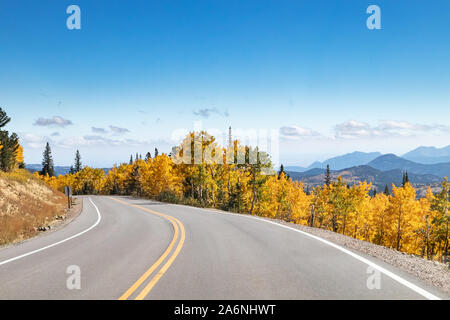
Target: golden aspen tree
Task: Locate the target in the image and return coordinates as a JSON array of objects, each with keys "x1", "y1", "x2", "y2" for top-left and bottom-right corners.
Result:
[
  {"x1": 15, "y1": 144, "x2": 24, "y2": 167},
  {"x1": 288, "y1": 181, "x2": 313, "y2": 225},
  {"x1": 388, "y1": 183, "x2": 421, "y2": 252},
  {"x1": 370, "y1": 193, "x2": 391, "y2": 245},
  {"x1": 347, "y1": 182, "x2": 371, "y2": 239},
  {"x1": 328, "y1": 177, "x2": 353, "y2": 234},
  {"x1": 430, "y1": 178, "x2": 450, "y2": 262},
  {"x1": 416, "y1": 188, "x2": 438, "y2": 259}
]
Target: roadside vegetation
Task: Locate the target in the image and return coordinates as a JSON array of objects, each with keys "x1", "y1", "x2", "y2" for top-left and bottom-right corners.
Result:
[
  {"x1": 0, "y1": 108, "x2": 66, "y2": 245},
  {"x1": 0, "y1": 169, "x2": 66, "y2": 245},
  {"x1": 36, "y1": 131, "x2": 450, "y2": 265}
]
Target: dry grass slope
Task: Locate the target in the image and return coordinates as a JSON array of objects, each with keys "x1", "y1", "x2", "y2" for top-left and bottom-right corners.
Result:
[{"x1": 0, "y1": 169, "x2": 66, "y2": 245}]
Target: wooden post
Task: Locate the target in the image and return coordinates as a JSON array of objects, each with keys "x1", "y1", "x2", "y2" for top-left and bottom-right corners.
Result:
[{"x1": 65, "y1": 186, "x2": 72, "y2": 209}]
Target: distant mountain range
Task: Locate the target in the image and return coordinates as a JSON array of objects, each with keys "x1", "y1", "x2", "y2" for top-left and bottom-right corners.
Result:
[
  {"x1": 286, "y1": 146, "x2": 450, "y2": 172},
  {"x1": 26, "y1": 164, "x2": 110, "y2": 176},
  {"x1": 285, "y1": 146, "x2": 450, "y2": 196},
  {"x1": 368, "y1": 154, "x2": 450, "y2": 177},
  {"x1": 402, "y1": 145, "x2": 450, "y2": 164},
  {"x1": 313, "y1": 151, "x2": 381, "y2": 171},
  {"x1": 26, "y1": 164, "x2": 72, "y2": 176}
]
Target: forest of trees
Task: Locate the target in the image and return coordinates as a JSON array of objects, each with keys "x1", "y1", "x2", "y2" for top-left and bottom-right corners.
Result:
[
  {"x1": 0, "y1": 108, "x2": 23, "y2": 172},
  {"x1": 36, "y1": 131, "x2": 450, "y2": 264}
]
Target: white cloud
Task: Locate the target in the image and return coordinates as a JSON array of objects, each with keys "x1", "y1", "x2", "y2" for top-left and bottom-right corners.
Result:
[
  {"x1": 334, "y1": 120, "x2": 450, "y2": 139},
  {"x1": 193, "y1": 108, "x2": 228, "y2": 118},
  {"x1": 33, "y1": 116, "x2": 73, "y2": 127},
  {"x1": 279, "y1": 125, "x2": 320, "y2": 140},
  {"x1": 91, "y1": 127, "x2": 107, "y2": 134},
  {"x1": 19, "y1": 133, "x2": 49, "y2": 149},
  {"x1": 109, "y1": 125, "x2": 130, "y2": 135},
  {"x1": 55, "y1": 135, "x2": 174, "y2": 149}
]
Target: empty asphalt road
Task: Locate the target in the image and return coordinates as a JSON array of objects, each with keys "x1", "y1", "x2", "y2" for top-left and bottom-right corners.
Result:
[{"x1": 0, "y1": 196, "x2": 447, "y2": 300}]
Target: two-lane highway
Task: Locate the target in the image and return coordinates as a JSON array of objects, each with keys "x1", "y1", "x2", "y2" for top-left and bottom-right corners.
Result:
[{"x1": 0, "y1": 196, "x2": 446, "y2": 299}]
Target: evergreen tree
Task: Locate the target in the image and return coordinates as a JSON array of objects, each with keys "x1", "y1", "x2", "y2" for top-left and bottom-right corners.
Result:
[
  {"x1": 136, "y1": 152, "x2": 139, "y2": 162},
  {"x1": 129, "y1": 154, "x2": 133, "y2": 164},
  {"x1": 74, "y1": 150, "x2": 82, "y2": 173},
  {"x1": 154, "y1": 148, "x2": 159, "y2": 157},
  {"x1": 278, "y1": 164, "x2": 285, "y2": 179},
  {"x1": 40, "y1": 142, "x2": 54, "y2": 177},
  {"x1": 373, "y1": 188, "x2": 377, "y2": 197},
  {"x1": 145, "y1": 152, "x2": 152, "y2": 161},
  {"x1": 384, "y1": 184, "x2": 390, "y2": 196},
  {"x1": 0, "y1": 107, "x2": 11, "y2": 128},
  {"x1": 402, "y1": 171, "x2": 409, "y2": 186},
  {"x1": 325, "y1": 164, "x2": 331, "y2": 186},
  {"x1": 0, "y1": 108, "x2": 19, "y2": 172},
  {"x1": 127, "y1": 163, "x2": 142, "y2": 196}
]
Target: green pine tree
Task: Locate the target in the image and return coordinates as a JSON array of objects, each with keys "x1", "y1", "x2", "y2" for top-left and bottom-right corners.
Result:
[
  {"x1": 384, "y1": 184, "x2": 390, "y2": 196},
  {"x1": 402, "y1": 171, "x2": 410, "y2": 186},
  {"x1": 0, "y1": 108, "x2": 19, "y2": 172},
  {"x1": 278, "y1": 164, "x2": 285, "y2": 179},
  {"x1": 40, "y1": 142, "x2": 54, "y2": 177},
  {"x1": 325, "y1": 164, "x2": 331, "y2": 186},
  {"x1": 74, "y1": 150, "x2": 82, "y2": 173},
  {"x1": 0, "y1": 107, "x2": 11, "y2": 128}
]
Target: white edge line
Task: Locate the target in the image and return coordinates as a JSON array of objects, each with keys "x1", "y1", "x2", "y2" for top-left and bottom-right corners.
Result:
[
  {"x1": 0, "y1": 197, "x2": 101, "y2": 267},
  {"x1": 170, "y1": 202, "x2": 442, "y2": 300}
]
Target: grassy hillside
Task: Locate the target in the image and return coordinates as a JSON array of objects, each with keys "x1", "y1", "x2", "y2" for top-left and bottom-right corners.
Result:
[{"x1": 0, "y1": 169, "x2": 66, "y2": 245}]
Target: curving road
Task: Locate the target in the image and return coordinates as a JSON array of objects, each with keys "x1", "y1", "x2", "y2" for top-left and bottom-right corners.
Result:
[{"x1": 0, "y1": 196, "x2": 446, "y2": 300}]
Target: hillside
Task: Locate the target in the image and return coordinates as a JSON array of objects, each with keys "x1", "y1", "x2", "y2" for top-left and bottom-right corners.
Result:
[
  {"x1": 305, "y1": 151, "x2": 382, "y2": 170},
  {"x1": 0, "y1": 169, "x2": 67, "y2": 245},
  {"x1": 287, "y1": 165, "x2": 442, "y2": 196},
  {"x1": 368, "y1": 154, "x2": 450, "y2": 178}
]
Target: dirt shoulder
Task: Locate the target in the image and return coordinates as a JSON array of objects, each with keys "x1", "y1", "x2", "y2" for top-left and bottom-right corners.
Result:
[
  {"x1": 0, "y1": 196, "x2": 83, "y2": 250},
  {"x1": 42, "y1": 196, "x2": 83, "y2": 234}
]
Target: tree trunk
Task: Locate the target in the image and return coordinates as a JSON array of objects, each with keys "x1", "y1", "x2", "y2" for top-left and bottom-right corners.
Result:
[
  {"x1": 250, "y1": 182, "x2": 256, "y2": 215},
  {"x1": 396, "y1": 205, "x2": 402, "y2": 251},
  {"x1": 444, "y1": 220, "x2": 449, "y2": 261},
  {"x1": 342, "y1": 215, "x2": 347, "y2": 235}
]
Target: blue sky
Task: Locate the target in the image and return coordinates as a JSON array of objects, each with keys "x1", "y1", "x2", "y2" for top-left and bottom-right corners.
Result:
[{"x1": 1, "y1": 0, "x2": 449, "y2": 167}]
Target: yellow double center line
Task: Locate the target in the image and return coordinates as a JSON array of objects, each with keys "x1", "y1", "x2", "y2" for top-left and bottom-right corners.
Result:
[{"x1": 110, "y1": 197, "x2": 185, "y2": 300}]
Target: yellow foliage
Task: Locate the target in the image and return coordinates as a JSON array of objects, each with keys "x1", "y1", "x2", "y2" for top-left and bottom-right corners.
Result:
[
  {"x1": 34, "y1": 132, "x2": 450, "y2": 263},
  {"x1": 15, "y1": 144, "x2": 24, "y2": 165}
]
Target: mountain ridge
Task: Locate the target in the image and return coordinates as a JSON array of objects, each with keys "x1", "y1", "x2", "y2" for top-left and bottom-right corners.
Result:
[{"x1": 402, "y1": 145, "x2": 450, "y2": 164}]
